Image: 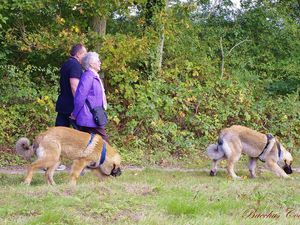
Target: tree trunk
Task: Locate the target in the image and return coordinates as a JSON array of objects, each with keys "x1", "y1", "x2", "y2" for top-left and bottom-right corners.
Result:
[
  {"x1": 92, "y1": 16, "x2": 106, "y2": 35},
  {"x1": 155, "y1": 23, "x2": 165, "y2": 72},
  {"x1": 154, "y1": 0, "x2": 167, "y2": 74},
  {"x1": 91, "y1": 16, "x2": 106, "y2": 51}
]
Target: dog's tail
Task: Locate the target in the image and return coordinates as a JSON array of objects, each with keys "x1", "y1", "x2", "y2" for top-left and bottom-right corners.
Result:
[
  {"x1": 15, "y1": 137, "x2": 36, "y2": 160},
  {"x1": 207, "y1": 138, "x2": 225, "y2": 160}
]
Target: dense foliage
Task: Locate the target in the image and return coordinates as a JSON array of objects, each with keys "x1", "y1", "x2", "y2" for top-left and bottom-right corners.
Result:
[{"x1": 0, "y1": 0, "x2": 299, "y2": 164}]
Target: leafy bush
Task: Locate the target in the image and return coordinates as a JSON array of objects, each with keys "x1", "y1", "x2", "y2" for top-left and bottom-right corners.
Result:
[
  {"x1": 107, "y1": 66, "x2": 300, "y2": 164},
  {"x1": 0, "y1": 65, "x2": 58, "y2": 145},
  {"x1": 0, "y1": 0, "x2": 299, "y2": 166}
]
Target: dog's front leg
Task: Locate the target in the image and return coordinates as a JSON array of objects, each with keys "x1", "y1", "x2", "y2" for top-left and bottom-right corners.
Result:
[
  {"x1": 266, "y1": 160, "x2": 289, "y2": 178},
  {"x1": 24, "y1": 166, "x2": 34, "y2": 185},
  {"x1": 227, "y1": 160, "x2": 241, "y2": 179},
  {"x1": 70, "y1": 159, "x2": 90, "y2": 185},
  {"x1": 248, "y1": 157, "x2": 258, "y2": 178}
]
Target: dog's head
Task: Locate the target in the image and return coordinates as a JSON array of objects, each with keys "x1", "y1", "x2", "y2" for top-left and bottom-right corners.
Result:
[
  {"x1": 99, "y1": 152, "x2": 122, "y2": 177},
  {"x1": 278, "y1": 145, "x2": 293, "y2": 174},
  {"x1": 282, "y1": 151, "x2": 293, "y2": 174}
]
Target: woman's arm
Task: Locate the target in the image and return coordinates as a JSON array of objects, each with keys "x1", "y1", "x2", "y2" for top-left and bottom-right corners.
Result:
[{"x1": 72, "y1": 72, "x2": 93, "y2": 118}]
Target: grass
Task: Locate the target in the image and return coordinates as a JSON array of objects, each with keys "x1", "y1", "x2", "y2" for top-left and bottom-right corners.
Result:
[{"x1": 0, "y1": 167, "x2": 300, "y2": 225}]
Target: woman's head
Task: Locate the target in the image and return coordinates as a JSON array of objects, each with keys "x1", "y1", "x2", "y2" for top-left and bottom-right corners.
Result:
[{"x1": 82, "y1": 52, "x2": 101, "y2": 72}]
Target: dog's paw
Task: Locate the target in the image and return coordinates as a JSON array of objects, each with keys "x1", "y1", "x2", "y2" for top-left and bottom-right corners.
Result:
[
  {"x1": 232, "y1": 176, "x2": 242, "y2": 180},
  {"x1": 47, "y1": 180, "x2": 56, "y2": 185},
  {"x1": 21, "y1": 180, "x2": 31, "y2": 185},
  {"x1": 69, "y1": 180, "x2": 77, "y2": 186},
  {"x1": 210, "y1": 170, "x2": 217, "y2": 176},
  {"x1": 286, "y1": 175, "x2": 294, "y2": 180}
]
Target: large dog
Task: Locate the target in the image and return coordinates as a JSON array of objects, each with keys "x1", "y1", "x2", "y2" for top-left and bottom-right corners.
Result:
[
  {"x1": 16, "y1": 127, "x2": 122, "y2": 185},
  {"x1": 207, "y1": 125, "x2": 293, "y2": 179}
]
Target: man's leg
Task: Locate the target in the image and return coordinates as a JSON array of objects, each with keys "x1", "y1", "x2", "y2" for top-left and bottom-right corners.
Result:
[
  {"x1": 54, "y1": 113, "x2": 70, "y2": 171},
  {"x1": 69, "y1": 118, "x2": 79, "y2": 130},
  {"x1": 55, "y1": 113, "x2": 71, "y2": 127}
]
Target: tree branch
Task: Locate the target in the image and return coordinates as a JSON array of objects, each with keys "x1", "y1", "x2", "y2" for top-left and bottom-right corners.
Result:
[
  {"x1": 227, "y1": 39, "x2": 251, "y2": 55},
  {"x1": 220, "y1": 38, "x2": 251, "y2": 78}
]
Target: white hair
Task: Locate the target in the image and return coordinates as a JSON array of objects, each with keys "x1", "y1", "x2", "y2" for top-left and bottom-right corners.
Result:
[{"x1": 82, "y1": 52, "x2": 100, "y2": 70}]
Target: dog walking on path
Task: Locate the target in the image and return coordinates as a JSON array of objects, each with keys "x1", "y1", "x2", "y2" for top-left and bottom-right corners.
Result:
[
  {"x1": 16, "y1": 127, "x2": 122, "y2": 185},
  {"x1": 207, "y1": 125, "x2": 293, "y2": 179}
]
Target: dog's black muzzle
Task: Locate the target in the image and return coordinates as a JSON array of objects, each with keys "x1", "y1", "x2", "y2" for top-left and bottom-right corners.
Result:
[
  {"x1": 111, "y1": 167, "x2": 122, "y2": 177},
  {"x1": 283, "y1": 165, "x2": 293, "y2": 174}
]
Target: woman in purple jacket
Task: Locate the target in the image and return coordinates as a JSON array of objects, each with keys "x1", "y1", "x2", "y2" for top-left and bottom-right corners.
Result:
[{"x1": 71, "y1": 52, "x2": 109, "y2": 142}]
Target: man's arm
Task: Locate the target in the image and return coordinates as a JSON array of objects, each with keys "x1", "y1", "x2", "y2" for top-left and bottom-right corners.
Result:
[{"x1": 70, "y1": 78, "x2": 80, "y2": 96}]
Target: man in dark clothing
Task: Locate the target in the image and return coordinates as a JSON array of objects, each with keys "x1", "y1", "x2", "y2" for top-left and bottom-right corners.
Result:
[
  {"x1": 55, "y1": 44, "x2": 87, "y2": 127},
  {"x1": 54, "y1": 44, "x2": 87, "y2": 171}
]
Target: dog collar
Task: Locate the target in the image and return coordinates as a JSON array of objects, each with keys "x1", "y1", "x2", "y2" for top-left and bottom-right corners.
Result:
[
  {"x1": 258, "y1": 134, "x2": 274, "y2": 162},
  {"x1": 277, "y1": 142, "x2": 282, "y2": 160},
  {"x1": 87, "y1": 133, "x2": 96, "y2": 146},
  {"x1": 99, "y1": 142, "x2": 107, "y2": 165},
  {"x1": 86, "y1": 133, "x2": 106, "y2": 167}
]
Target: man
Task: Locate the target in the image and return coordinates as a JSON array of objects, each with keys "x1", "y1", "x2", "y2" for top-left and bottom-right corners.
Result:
[
  {"x1": 55, "y1": 44, "x2": 87, "y2": 127},
  {"x1": 54, "y1": 44, "x2": 87, "y2": 170}
]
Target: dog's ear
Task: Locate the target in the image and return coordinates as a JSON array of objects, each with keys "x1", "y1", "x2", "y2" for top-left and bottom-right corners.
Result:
[
  {"x1": 99, "y1": 154, "x2": 121, "y2": 176},
  {"x1": 100, "y1": 160, "x2": 115, "y2": 176},
  {"x1": 284, "y1": 151, "x2": 293, "y2": 165},
  {"x1": 91, "y1": 168, "x2": 110, "y2": 180}
]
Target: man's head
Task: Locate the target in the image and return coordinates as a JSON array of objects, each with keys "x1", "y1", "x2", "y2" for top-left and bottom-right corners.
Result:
[{"x1": 70, "y1": 44, "x2": 87, "y2": 64}]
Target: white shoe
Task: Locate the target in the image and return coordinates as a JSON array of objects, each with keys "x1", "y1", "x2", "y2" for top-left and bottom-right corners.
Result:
[{"x1": 56, "y1": 164, "x2": 66, "y2": 171}]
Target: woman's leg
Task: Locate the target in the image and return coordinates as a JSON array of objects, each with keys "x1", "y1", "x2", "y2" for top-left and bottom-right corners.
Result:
[{"x1": 79, "y1": 126, "x2": 109, "y2": 143}]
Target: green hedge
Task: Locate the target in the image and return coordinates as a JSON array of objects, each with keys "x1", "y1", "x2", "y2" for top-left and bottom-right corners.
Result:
[{"x1": 0, "y1": 64, "x2": 299, "y2": 164}]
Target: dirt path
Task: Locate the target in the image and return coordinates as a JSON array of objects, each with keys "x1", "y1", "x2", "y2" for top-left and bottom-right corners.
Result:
[
  {"x1": 1, "y1": 165, "x2": 300, "y2": 175},
  {"x1": 0, "y1": 165, "x2": 211, "y2": 175}
]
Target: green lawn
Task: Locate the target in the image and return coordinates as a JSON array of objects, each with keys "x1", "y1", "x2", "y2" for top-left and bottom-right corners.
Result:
[{"x1": 0, "y1": 167, "x2": 300, "y2": 225}]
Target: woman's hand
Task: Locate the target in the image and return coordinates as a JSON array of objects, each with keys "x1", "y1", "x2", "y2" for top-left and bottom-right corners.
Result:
[{"x1": 69, "y1": 114, "x2": 76, "y2": 120}]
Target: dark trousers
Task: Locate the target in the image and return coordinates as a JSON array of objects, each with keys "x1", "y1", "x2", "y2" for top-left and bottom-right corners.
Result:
[
  {"x1": 55, "y1": 113, "x2": 79, "y2": 130},
  {"x1": 79, "y1": 126, "x2": 109, "y2": 143}
]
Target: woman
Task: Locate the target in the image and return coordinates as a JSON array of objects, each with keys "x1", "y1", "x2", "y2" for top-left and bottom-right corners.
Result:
[{"x1": 71, "y1": 52, "x2": 109, "y2": 142}]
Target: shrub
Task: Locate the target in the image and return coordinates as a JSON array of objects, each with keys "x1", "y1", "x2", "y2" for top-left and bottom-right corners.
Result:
[{"x1": 0, "y1": 65, "x2": 58, "y2": 145}]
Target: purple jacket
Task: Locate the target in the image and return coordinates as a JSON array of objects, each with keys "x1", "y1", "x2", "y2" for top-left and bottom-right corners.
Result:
[{"x1": 72, "y1": 69, "x2": 104, "y2": 128}]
